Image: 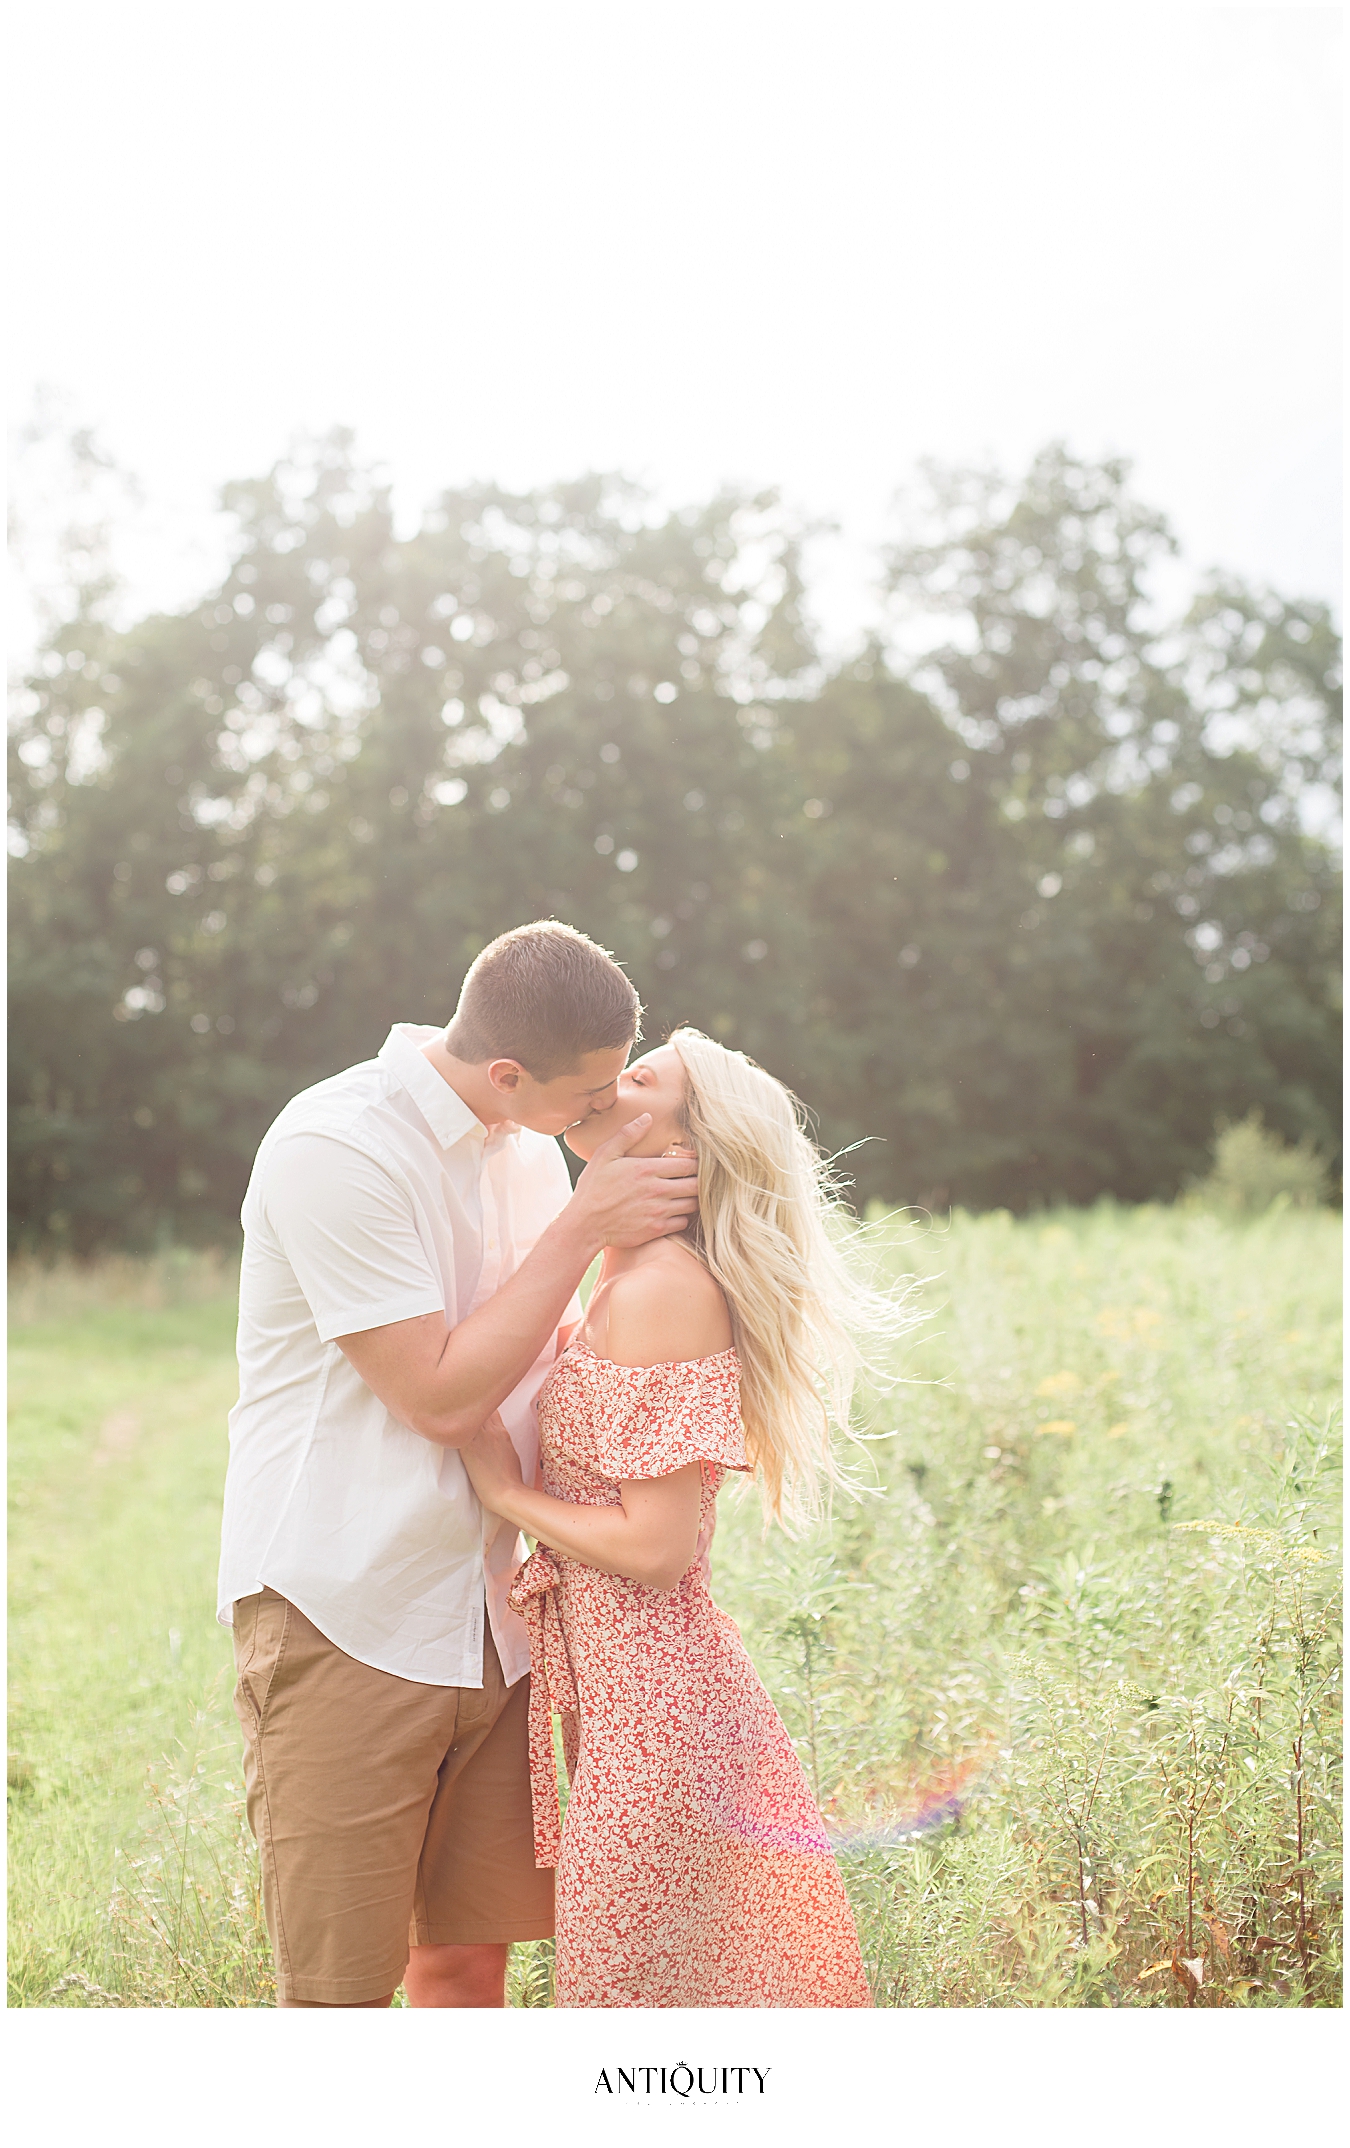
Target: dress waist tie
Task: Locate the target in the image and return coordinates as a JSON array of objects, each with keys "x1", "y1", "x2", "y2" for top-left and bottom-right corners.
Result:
[{"x1": 507, "y1": 1543, "x2": 579, "y2": 1869}]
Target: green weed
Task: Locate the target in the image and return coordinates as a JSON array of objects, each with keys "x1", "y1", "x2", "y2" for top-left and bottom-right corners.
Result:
[
  {"x1": 9, "y1": 1205, "x2": 1341, "y2": 2005},
  {"x1": 1186, "y1": 1111, "x2": 1331, "y2": 1215}
]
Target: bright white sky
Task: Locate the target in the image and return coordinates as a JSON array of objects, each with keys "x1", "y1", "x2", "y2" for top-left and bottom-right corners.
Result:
[{"x1": 7, "y1": 0, "x2": 1343, "y2": 658}]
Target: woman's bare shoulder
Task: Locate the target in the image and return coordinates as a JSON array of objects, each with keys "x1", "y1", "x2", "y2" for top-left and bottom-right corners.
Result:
[{"x1": 602, "y1": 1243, "x2": 733, "y2": 1368}]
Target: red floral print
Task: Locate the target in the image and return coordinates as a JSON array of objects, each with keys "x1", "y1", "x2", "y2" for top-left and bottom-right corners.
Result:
[{"x1": 508, "y1": 1340, "x2": 872, "y2": 2008}]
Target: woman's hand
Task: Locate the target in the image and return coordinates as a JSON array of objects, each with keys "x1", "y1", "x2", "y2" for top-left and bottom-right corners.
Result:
[{"x1": 461, "y1": 1412, "x2": 527, "y2": 1520}]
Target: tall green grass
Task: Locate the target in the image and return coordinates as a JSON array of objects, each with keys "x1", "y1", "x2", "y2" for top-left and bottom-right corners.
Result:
[{"x1": 8, "y1": 1206, "x2": 1341, "y2": 2007}]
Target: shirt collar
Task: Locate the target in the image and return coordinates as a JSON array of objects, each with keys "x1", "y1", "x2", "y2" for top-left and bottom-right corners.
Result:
[{"x1": 378, "y1": 1024, "x2": 522, "y2": 1150}]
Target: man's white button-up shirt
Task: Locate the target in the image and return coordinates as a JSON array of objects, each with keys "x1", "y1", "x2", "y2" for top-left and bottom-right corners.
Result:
[{"x1": 216, "y1": 1023, "x2": 581, "y2": 1686}]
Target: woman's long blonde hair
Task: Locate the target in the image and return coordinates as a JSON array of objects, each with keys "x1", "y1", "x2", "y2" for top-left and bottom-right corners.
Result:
[{"x1": 668, "y1": 1026, "x2": 916, "y2": 1527}]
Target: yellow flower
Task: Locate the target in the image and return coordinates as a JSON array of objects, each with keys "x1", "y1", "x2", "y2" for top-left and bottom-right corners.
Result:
[
  {"x1": 1173, "y1": 1520, "x2": 1328, "y2": 1564},
  {"x1": 1096, "y1": 1306, "x2": 1162, "y2": 1340}
]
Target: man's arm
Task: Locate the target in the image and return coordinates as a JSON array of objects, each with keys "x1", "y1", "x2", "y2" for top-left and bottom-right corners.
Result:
[{"x1": 337, "y1": 1115, "x2": 697, "y2": 1449}]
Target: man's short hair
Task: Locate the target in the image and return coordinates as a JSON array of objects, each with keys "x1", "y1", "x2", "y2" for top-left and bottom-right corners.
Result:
[{"x1": 447, "y1": 920, "x2": 642, "y2": 1080}]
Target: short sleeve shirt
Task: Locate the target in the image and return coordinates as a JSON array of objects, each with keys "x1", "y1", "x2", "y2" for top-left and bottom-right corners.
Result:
[{"x1": 216, "y1": 1023, "x2": 582, "y2": 1686}]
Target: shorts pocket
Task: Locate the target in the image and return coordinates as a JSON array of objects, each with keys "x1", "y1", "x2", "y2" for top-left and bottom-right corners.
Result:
[
  {"x1": 232, "y1": 1593, "x2": 262, "y2": 1674},
  {"x1": 234, "y1": 1591, "x2": 291, "y2": 1732}
]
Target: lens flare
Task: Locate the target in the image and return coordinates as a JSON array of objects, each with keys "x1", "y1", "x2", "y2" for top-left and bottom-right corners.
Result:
[
  {"x1": 822, "y1": 1748, "x2": 993, "y2": 1854},
  {"x1": 692, "y1": 1742, "x2": 994, "y2": 1856}
]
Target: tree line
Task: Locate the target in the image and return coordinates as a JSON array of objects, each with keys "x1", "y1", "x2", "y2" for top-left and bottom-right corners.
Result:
[{"x1": 8, "y1": 437, "x2": 1341, "y2": 1254}]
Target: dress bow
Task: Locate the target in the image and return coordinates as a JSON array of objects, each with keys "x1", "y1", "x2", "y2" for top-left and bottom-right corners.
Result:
[{"x1": 507, "y1": 1543, "x2": 579, "y2": 1868}]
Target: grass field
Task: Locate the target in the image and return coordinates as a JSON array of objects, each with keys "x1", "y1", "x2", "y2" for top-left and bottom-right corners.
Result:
[{"x1": 8, "y1": 1205, "x2": 1342, "y2": 2007}]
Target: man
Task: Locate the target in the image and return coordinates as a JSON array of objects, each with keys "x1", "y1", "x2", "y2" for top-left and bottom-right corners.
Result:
[{"x1": 217, "y1": 920, "x2": 698, "y2": 2008}]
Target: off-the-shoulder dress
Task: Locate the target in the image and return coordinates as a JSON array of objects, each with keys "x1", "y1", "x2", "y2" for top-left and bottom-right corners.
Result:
[{"x1": 508, "y1": 1338, "x2": 871, "y2": 2008}]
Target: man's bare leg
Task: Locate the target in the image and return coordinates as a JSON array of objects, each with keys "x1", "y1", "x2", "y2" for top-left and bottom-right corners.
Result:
[
  {"x1": 404, "y1": 1942, "x2": 509, "y2": 2008},
  {"x1": 276, "y1": 1943, "x2": 506, "y2": 2008}
]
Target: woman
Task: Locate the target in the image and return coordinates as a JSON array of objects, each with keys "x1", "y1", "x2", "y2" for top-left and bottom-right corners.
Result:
[{"x1": 462, "y1": 1026, "x2": 898, "y2": 2008}]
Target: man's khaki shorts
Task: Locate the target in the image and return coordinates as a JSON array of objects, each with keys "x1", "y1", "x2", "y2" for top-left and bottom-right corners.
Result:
[{"x1": 231, "y1": 1588, "x2": 554, "y2": 2005}]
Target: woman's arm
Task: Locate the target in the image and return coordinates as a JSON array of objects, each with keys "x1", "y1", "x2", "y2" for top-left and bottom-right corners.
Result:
[
  {"x1": 463, "y1": 1261, "x2": 728, "y2": 1589},
  {"x1": 461, "y1": 1418, "x2": 701, "y2": 1591}
]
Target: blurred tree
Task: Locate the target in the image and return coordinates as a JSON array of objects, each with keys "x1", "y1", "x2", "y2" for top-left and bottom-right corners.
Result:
[
  {"x1": 8, "y1": 438, "x2": 813, "y2": 1248},
  {"x1": 796, "y1": 444, "x2": 1342, "y2": 1206},
  {"x1": 7, "y1": 437, "x2": 1340, "y2": 1252}
]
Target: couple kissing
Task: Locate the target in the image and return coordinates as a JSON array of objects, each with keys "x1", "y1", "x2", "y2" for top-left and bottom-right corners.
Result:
[{"x1": 219, "y1": 918, "x2": 898, "y2": 2008}]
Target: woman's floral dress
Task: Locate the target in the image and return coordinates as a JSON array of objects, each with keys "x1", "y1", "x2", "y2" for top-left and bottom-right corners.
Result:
[{"x1": 507, "y1": 1340, "x2": 871, "y2": 2008}]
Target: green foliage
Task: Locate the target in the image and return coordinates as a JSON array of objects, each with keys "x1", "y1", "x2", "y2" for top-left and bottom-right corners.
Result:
[
  {"x1": 713, "y1": 1202, "x2": 1342, "y2": 2006},
  {"x1": 8, "y1": 439, "x2": 1341, "y2": 1250},
  {"x1": 9, "y1": 1207, "x2": 1341, "y2": 2007},
  {"x1": 7, "y1": 1268, "x2": 253, "y2": 2004},
  {"x1": 1189, "y1": 1109, "x2": 1330, "y2": 1215}
]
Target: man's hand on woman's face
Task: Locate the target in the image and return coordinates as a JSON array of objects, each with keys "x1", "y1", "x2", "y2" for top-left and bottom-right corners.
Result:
[
  {"x1": 570, "y1": 1114, "x2": 699, "y2": 1250},
  {"x1": 461, "y1": 1414, "x2": 527, "y2": 1519}
]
